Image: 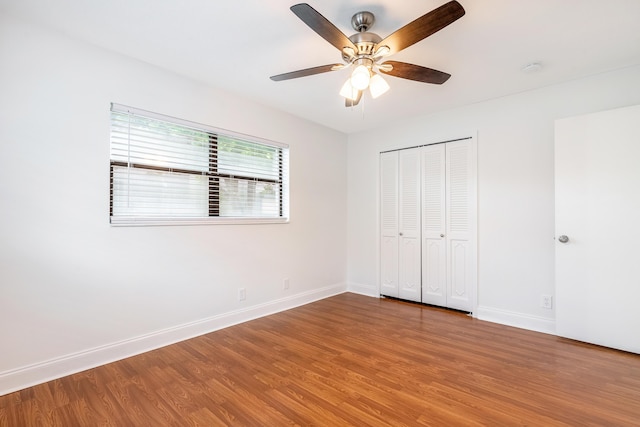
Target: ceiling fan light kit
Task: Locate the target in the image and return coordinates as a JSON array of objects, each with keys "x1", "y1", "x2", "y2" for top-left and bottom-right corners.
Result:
[
  {"x1": 369, "y1": 73, "x2": 391, "y2": 99},
  {"x1": 339, "y1": 79, "x2": 359, "y2": 101},
  {"x1": 350, "y1": 60, "x2": 373, "y2": 90},
  {"x1": 270, "y1": 1, "x2": 466, "y2": 107}
]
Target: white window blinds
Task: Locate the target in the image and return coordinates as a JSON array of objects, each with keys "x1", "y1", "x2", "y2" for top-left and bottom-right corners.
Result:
[{"x1": 110, "y1": 104, "x2": 289, "y2": 225}]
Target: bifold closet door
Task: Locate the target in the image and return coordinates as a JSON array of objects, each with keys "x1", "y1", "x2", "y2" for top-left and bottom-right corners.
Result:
[
  {"x1": 381, "y1": 142, "x2": 474, "y2": 308},
  {"x1": 398, "y1": 149, "x2": 421, "y2": 302},
  {"x1": 421, "y1": 140, "x2": 474, "y2": 312},
  {"x1": 380, "y1": 149, "x2": 421, "y2": 302},
  {"x1": 421, "y1": 144, "x2": 447, "y2": 306},
  {"x1": 445, "y1": 140, "x2": 474, "y2": 312},
  {"x1": 380, "y1": 151, "x2": 399, "y2": 297}
]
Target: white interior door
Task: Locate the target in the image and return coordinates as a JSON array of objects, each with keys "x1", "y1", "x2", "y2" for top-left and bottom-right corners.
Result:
[
  {"x1": 421, "y1": 144, "x2": 447, "y2": 306},
  {"x1": 421, "y1": 141, "x2": 475, "y2": 312},
  {"x1": 445, "y1": 141, "x2": 474, "y2": 312},
  {"x1": 380, "y1": 151, "x2": 399, "y2": 298},
  {"x1": 398, "y1": 148, "x2": 421, "y2": 302},
  {"x1": 555, "y1": 104, "x2": 640, "y2": 354}
]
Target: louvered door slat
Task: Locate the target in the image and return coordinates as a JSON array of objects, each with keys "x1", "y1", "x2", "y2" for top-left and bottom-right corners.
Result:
[
  {"x1": 399, "y1": 148, "x2": 421, "y2": 302},
  {"x1": 421, "y1": 144, "x2": 447, "y2": 306},
  {"x1": 446, "y1": 141, "x2": 472, "y2": 311},
  {"x1": 380, "y1": 152, "x2": 399, "y2": 297}
]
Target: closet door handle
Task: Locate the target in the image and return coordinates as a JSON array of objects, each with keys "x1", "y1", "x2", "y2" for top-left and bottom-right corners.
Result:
[
  {"x1": 440, "y1": 234, "x2": 445, "y2": 238},
  {"x1": 399, "y1": 232, "x2": 403, "y2": 236}
]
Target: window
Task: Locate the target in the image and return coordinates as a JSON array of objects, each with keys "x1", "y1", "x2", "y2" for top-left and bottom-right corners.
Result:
[{"x1": 109, "y1": 104, "x2": 289, "y2": 225}]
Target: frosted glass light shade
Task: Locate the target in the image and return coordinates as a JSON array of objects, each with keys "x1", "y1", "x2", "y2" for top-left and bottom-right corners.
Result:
[
  {"x1": 369, "y1": 73, "x2": 390, "y2": 99},
  {"x1": 339, "y1": 78, "x2": 359, "y2": 101},
  {"x1": 350, "y1": 64, "x2": 371, "y2": 90}
]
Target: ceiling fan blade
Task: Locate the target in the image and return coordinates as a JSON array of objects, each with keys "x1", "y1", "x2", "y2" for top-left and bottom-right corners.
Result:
[
  {"x1": 377, "y1": 1, "x2": 465, "y2": 55},
  {"x1": 345, "y1": 90, "x2": 362, "y2": 107},
  {"x1": 270, "y1": 64, "x2": 343, "y2": 81},
  {"x1": 380, "y1": 61, "x2": 451, "y2": 84},
  {"x1": 291, "y1": 3, "x2": 357, "y2": 52}
]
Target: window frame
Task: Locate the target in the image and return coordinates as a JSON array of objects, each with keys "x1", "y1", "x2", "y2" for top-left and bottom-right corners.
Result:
[{"x1": 109, "y1": 103, "x2": 289, "y2": 226}]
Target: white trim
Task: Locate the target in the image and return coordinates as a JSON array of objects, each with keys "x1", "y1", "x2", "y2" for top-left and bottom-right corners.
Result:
[
  {"x1": 110, "y1": 216, "x2": 290, "y2": 227},
  {"x1": 347, "y1": 281, "x2": 379, "y2": 298},
  {"x1": 475, "y1": 305, "x2": 556, "y2": 335},
  {"x1": 0, "y1": 283, "x2": 347, "y2": 396},
  {"x1": 469, "y1": 132, "x2": 479, "y2": 314}
]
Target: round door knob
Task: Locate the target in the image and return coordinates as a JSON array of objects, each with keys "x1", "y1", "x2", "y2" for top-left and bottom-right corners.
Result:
[
  {"x1": 440, "y1": 234, "x2": 445, "y2": 238},
  {"x1": 399, "y1": 232, "x2": 403, "y2": 236},
  {"x1": 558, "y1": 235, "x2": 569, "y2": 243}
]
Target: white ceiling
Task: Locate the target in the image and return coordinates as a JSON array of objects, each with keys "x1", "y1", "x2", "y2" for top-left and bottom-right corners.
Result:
[{"x1": 3, "y1": 0, "x2": 640, "y2": 134}]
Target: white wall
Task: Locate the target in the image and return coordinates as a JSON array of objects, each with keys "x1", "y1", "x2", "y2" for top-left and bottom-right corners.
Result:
[
  {"x1": 3, "y1": 9, "x2": 640, "y2": 397},
  {"x1": 0, "y1": 15, "x2": 347, "y2": 394},
  {"x1": 347, "y1": 64, "x2": 640, "y2": 332}
]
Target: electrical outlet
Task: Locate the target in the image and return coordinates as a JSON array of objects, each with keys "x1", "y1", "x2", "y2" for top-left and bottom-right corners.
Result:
[
  {"x1": 238, "y1": 288, "x2": 246, "y2": 301},
  {"x1": 541, "y1": 294, "x2": 553, "y2": 309},
  {"x1": 283, "y1": 278, "x2": 290, "y2": 291}
]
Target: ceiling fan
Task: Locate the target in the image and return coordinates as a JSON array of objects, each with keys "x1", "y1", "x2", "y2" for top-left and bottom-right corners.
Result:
[{"x1": 270, "y1": 1, "x2": 466, "y2": 107}]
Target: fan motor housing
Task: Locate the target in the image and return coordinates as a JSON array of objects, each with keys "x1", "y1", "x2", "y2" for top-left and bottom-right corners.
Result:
[
  {"x1": 348, "y1": 32, "x2": 382, "y2": 56},
  {"x1": 351, "y1": 11, "x2": 375, "y2": 32}
]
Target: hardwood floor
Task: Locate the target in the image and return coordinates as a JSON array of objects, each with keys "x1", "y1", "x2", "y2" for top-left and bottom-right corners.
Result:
[{"x1": 2, "y1": 293, "x2": 640, "y2": 426}]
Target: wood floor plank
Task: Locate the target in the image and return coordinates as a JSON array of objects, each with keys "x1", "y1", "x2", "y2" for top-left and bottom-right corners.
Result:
[{"x1": 2, "y1": 293, "x2": 640, "y2": 425}]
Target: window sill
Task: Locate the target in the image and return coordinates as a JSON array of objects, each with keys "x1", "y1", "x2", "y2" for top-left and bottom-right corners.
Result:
[{"x1": 110, "y1": 217, "x2": 290, "y2": 227}]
